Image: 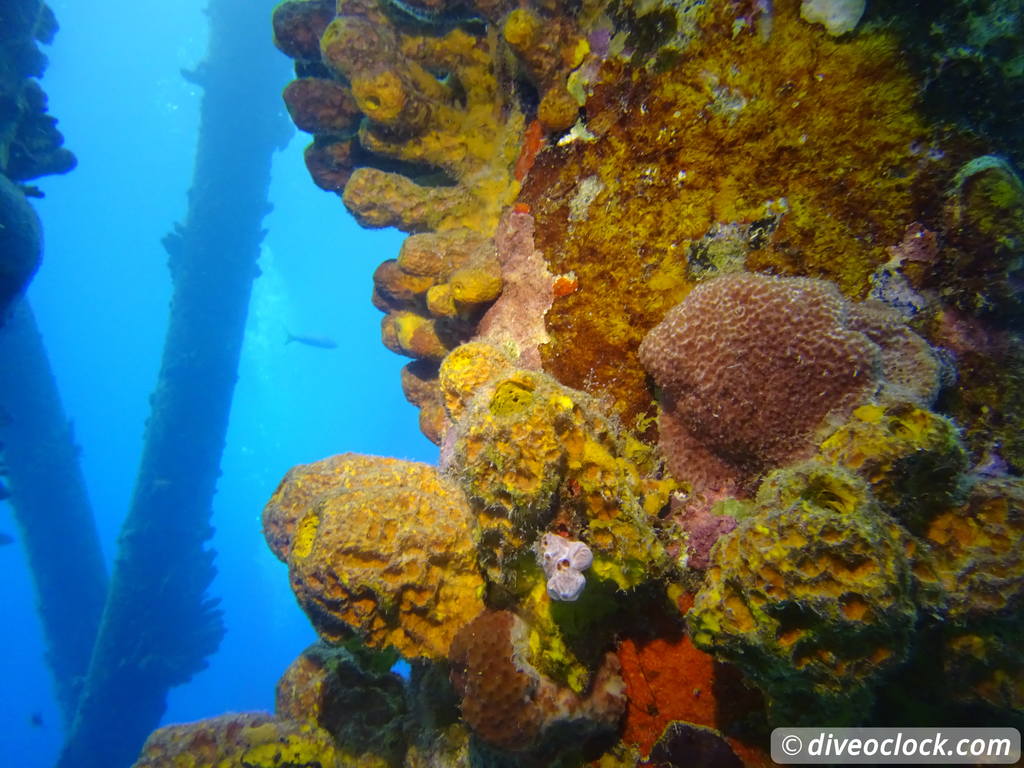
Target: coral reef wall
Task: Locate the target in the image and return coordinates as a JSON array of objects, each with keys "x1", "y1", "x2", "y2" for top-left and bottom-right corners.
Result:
[{"x1": 134, "y1": 0, "x2": 1024, "y2": 765}]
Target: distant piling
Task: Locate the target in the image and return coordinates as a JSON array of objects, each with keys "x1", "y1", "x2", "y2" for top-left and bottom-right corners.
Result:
[
  {"x1": 0, "y1": 298, "x2": 108, "y2": 727},
  {"x1": 56, "y1": 0, "x2": 292, "y2": 766}
]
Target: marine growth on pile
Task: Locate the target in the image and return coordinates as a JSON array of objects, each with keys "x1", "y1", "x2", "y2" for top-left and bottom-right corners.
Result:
[{"x1": 134, "y1": 0, "x2": 1024, "y2": 766}]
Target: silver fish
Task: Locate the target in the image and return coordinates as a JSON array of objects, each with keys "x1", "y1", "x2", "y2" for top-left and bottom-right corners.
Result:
[{"x1": 285, "y1": 330, "x2": 338, "y2": 350}]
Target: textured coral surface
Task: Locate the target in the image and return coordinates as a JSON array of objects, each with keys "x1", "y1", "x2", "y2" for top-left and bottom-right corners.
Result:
[
  {"x1": 134, "y1": 712, "x2": 338, "y2": 768},
  {"x1": 689, "y1": 463, "x2": 918, "y2": 725},
  {"x1": 270, "y1": 454, "x2": 485, "y2": 660},
  {"x1": 639, "y1": 273, "x2": 879, "y2": 493},
  {"x1": 137, "y1": 0, "x2": 1024, "y2": 764}
]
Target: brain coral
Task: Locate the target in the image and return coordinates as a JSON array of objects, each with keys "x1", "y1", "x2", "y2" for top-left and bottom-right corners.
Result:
[
  {"x1": 270, "y1": 454, "x2": 485, "y2": 660},
  {"x1": 133, "y1": 712, "x2": 337, "y2": 768},
  {"x1": 688, "y1": 462, "x2": 917, "y2": 725},
  {"x1": 448, "y1": 609, "x2": 626, "y2": 753},
  {"x1": 639, "y1": 272, "x2": 882, "y2": 494}
]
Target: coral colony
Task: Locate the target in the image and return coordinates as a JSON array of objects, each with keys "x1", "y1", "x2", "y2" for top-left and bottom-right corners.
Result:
[{"x1": 134, "y1": 0, "x2": 1024, "y2": 766}]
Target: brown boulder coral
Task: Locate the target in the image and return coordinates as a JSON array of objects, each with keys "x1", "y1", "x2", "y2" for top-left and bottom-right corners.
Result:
[
  {"x1": 448, "y1": 609, "x2": 626, "y2": 753},
  {"x1": 638, "y1": 272, "x2": 880, "y2": 494},
  {"x1": 266, "y1": 453, "x2": 486, "y2": 660}
]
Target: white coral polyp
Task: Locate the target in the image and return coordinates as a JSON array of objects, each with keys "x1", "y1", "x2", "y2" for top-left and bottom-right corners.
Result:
[{"x1": 800, "y1": 0, "x2": 866, "y2": 36}]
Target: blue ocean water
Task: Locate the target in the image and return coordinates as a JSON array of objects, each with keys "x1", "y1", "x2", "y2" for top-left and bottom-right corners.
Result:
[{"x1": 0, "y1": 1, "x2": 434, "y2": 765}]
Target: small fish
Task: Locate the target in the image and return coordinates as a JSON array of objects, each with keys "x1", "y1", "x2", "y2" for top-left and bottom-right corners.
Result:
[
  {"x1": 30, "y1": 712, "x2": 44, "y2": 728},
  {"x1": 0, "y1": 532, "x2": 14, "y2": 546},
  {"x1": 285, "y1": 330, "x2": 338, "y2": 350}
]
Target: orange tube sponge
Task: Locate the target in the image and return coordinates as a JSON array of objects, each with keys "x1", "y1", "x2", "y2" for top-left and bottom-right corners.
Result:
[
  {"x1": 265, "y1": 454, "x2": 485, "y2": 660},
  {"x1": 319, "y1": 13, "x2": 524, "y2": 234}
]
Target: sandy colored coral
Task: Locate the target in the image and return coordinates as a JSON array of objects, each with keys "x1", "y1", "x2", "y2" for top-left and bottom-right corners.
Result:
[
  {"x1": 689, "y1": 462, "x2": 917, "y2": 725},
  {"x1": 639, "y1": 273, "x2": 879, "y2": 494},
  {"x1": 271, "y1": 454, "x2": 485, "y2": 660},
  {"x1": 132, "y1": 712, "x2": 337, "y2": 768},
  {"x1": 448, "y1": 609, "x2": 626, "y2": 753}
]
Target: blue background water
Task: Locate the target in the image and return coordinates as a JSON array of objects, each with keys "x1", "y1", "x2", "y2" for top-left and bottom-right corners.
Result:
[{"x1": 0, "y1": 2, "x2": 435, "y2": 764}]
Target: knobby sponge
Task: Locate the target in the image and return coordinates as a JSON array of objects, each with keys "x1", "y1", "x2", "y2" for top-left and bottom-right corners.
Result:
[
  {"x1": 133, "y1": 712, "x2": 337, "y2": 768},
  {"x1": 689, "y1": 462, "x2": 917, "y2": 725},
  {"x1": 266, "y1": 454, "x2": 485, "y2": 660}
]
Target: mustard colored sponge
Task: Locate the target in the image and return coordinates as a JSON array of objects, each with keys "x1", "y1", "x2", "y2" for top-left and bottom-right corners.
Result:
[
  {"x1": 133, "y1": 712, "x2": 338, "y2": 768},
  {"x1": 445, "y1": 361, "x2": 680, "y2": 593},
  {"x1": 319, "y1": 13, "x2": 524, "y2": 235},
  {"x1": 270, "y1": 454, "x2": 485, "y2": 660},
  {"x1": 689, "y1": 461, "x2": 917, "y2": 725},
  {"x1": 819, "y1": 402, "x2": 969, "y2": 532}
]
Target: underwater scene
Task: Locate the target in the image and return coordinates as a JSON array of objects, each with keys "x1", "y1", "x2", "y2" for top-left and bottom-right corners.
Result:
[{"x1": 2, "y1": 0, "x2": 1024, "y2": 766}]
